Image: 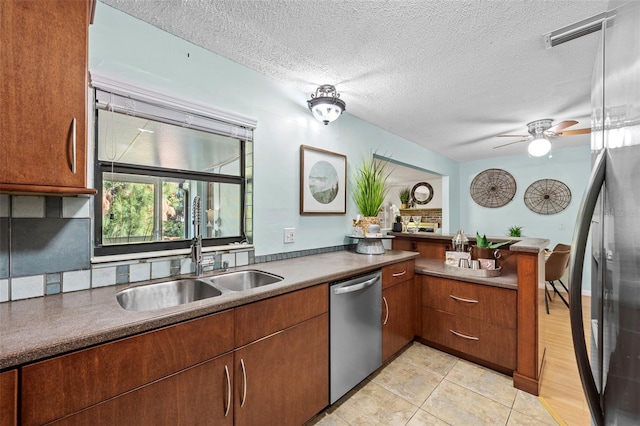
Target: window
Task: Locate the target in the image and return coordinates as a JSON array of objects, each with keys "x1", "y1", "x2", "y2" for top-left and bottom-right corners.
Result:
[{"x1": 93, "y1": 86, "x2": 254, "y2": 257}]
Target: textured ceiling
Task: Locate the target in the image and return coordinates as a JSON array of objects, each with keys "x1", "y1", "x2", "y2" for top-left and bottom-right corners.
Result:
[{"x1": 100, "y1": 0, "x2": 609, "y2": 162}]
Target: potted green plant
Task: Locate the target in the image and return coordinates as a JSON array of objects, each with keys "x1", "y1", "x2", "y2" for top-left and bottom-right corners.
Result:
[
  {"x1": 352, "y1": 154, "x2": 391, "y2": 234},
  {"x1": 508, "y1": 225, "x2": 523, "y2": 237},
  {"x1": 398, "y1": 186, "x2": 411, "y2": 209}
]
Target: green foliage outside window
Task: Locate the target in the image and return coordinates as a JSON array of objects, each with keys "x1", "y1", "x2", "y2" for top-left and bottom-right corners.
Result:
[{"x1": 102, "y1": 180, "x2": 186, "y2": 244}]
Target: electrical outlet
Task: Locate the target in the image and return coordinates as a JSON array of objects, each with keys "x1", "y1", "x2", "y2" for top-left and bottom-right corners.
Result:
[
  {"x1": 559, "y1": 223, "x2": 566, "y2": 230},
  {"x1": 284, "y1": 227, "x2": 295, "y2": 243}
]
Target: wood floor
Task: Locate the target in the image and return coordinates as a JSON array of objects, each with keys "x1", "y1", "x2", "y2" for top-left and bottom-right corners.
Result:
[{"x1": 539, "y1": 291, "x2": 592, "y2": 425}]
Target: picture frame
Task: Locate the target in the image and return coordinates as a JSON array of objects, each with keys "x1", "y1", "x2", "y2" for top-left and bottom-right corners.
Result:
[{"x1": 300, "y1": 145, "x2": 347, "y2": 215}]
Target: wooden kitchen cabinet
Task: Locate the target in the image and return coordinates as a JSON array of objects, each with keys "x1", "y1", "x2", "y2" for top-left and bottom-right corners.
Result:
[
  {"x1": 21, "y1": 310, "x2": 234, "y2": 425},
  {"x1": 233, "y1": 284, "x2": 329, "y2": 425},
  {"x1": 419, "y1": 275, "x2": 516, "y2": 371},
  {"x1": 234, "y1": 314, "x2": 328, "y2": 426},
  {"x1": 0, "y1": 370, "x2": 17, "y2": 426},
  {"x1": 382, "y1": 279, "x2": 415, "y2": 362},
  {"x1": 381, "y1": 260, "x2": 416, "y2": 362},
  {"x1": 0, "y1": 0, "x2": 96, "y2": 194},
  {"x1": 52, "y1": 353, "x2": 234, "y2": 426}
]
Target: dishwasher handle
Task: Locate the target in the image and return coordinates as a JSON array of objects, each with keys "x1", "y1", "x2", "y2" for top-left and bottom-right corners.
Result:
[{"x1": 333, "y1": 275, "x2": 380, "y2": 295}]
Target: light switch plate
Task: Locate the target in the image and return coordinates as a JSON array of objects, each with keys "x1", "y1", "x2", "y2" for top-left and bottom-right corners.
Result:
[{"x1": 284, "y1": 227, "x2": 295, "y2": 243}]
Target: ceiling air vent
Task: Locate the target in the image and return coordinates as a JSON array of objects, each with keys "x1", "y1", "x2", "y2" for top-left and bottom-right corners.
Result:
[{"x1": 543, "y1": 11, "x2": 608, "y2": 48}]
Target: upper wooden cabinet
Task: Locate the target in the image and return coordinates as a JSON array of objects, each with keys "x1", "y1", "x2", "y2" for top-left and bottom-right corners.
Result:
[{"x1": 0, "y1": 0, "x2": 96, "y2": 195}]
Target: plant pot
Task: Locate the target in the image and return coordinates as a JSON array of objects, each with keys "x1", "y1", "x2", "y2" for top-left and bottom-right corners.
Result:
[
  {"x1": 392, "y1": 222, "x2": 403, "y2": 232},
  {"x1": 471, "y1": 246, "x2": 502, "y2": 266},
  {"x1": 401, "y1": 203, "x2": 408, "y2": 209},
  {"x1": 359, "y1": 216, "x2": 381, "y2": 235}
]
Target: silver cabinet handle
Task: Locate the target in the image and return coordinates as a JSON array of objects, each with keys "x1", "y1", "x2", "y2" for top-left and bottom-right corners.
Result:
[
  {"x1": 71, "y1": 117, "x2": 77, "y2": 174},
  {"x1": 569, "y1": 148, "x2": 606, "y2": 426},
  {"x1": 382, "y1": 296, "x2": 389, "y2": 325},
  {"x1": 392, "y1": 270, "x2": 407, "y2": 277},
  {"x1": 224, "y1": 365, "x2": 231, "y2": 417},
  {"x1": 333, "y1": 275, "x2": 380, "y2": 295},
  {"x1": 450, "y1": 294, "x2": 478, "y2": 303},
  {"x1": 450, "y1": 329, "x2": 479, "y2": 341},
  {"x1": 240, "y1": 358, "x2": 247, "y2": 407}
]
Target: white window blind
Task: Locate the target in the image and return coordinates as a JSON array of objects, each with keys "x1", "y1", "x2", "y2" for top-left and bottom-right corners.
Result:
[{"x1": 91, "y1": 71, "x2": 256, "y2": 141}]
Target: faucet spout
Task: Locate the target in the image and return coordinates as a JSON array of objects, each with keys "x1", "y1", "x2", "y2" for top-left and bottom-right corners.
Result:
[{"x1": 191, "y1": 196, "x2": 203, "y2": 277}]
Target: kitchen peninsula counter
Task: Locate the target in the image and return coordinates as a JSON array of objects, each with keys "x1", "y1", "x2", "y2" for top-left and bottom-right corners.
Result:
[
  {"x1": 391, "y1": 231, "x2": 548, "y2": 396},
  {"x1": 0, "y1": 250, "x2": 418, "y2": 370},
  {"x1": 415, "y1": 258, "x2": 518, "y2": 290}
]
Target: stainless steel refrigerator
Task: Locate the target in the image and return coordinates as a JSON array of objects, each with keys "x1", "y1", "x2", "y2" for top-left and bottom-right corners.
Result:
[{"x1": 570, "y1": 2, "x2": 640, "y2": 425}]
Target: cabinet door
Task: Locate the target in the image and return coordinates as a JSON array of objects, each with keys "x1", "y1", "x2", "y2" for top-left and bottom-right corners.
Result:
[
  {"x1": 234, "y1": 314, "x2": 329, "y2": 426},
  {"x1": 21, "y1": 310, "x2": 234, "y2": 425},
  {"x1": 382, "y1": 279, "x2": 415, "y2": 362},
  {"x1": 52, "y1": 353, "x2": 234, "y2": 426},
  {"x1": 0, "y1": 0, "x2": 91, "y2": 192},
  {"x1": 0, "y1": 370, "x2": 17, "y2": 426}
]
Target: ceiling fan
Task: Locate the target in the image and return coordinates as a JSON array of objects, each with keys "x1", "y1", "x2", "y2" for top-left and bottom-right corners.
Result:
[{"x1": 494, "y1": 119, "x2": 591, "y2": 156}]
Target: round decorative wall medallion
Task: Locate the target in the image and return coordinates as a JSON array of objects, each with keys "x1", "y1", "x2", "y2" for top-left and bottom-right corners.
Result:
[
  {"x1": 411, "y1": 182, "x2": 434, "y2": 205},
  {"x1": 524, "y1": 179, "x2": 571, "y2": 215},
  {"x1": 470, "y1": 168, "x2": 517, "y2": 208}
]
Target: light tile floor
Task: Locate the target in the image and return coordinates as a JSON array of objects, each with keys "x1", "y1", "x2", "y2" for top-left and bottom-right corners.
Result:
[{"x1": 310, "y1": 342, "x2": 558, "y2": 426}]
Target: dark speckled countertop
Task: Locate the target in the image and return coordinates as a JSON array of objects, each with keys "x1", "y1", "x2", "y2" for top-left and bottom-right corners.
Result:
[
  {"x1": 415, "y1": 258, "x2": 518, "y2": 290},
  {"x1": 0, "y1": 250, "x2": 418, "y2": 370}
]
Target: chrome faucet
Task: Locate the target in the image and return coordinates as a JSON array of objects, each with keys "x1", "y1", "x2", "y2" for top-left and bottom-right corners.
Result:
[{"x1": 191, "y1": 196, "x2": 203, "y2": 277}]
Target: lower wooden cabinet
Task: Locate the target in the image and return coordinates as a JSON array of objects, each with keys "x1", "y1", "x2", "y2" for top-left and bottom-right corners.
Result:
[
  {"x1": 20, "y1": 310, "x2": 234, "y2": 425},
  {"x1": 52, "y1": 353, "x2": 234, "y2": 426},
  {"x1": 0, "y1": 370, "x2": 17, "y2": 426},
  {"x1": 382, "y1": 279, "x2": 415, "y2": 362},
  {"x1": 420, "y1": 276, "x2": 516, "y2": 371},
  {"x1": 234, "y1": 314, "x2": 329, "y2": 426}
]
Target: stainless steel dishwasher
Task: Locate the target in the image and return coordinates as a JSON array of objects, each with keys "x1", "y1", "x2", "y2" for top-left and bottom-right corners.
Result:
[{"x1": 329, "y1": 270, "x2": 382, "y2": 404}]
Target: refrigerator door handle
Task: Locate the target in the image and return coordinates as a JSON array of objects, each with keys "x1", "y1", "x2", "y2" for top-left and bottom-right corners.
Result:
[{"x1": 569, "y1": 148, "x2": 606, "y2": 426}]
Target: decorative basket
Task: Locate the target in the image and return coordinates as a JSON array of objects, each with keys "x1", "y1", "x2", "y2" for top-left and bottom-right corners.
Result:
[{"x1": 358, "y1": 216, "x2": 381, "y2": 235}]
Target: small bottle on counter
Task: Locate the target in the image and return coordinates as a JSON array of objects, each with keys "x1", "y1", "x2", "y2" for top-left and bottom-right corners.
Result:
[{"x1": 452, "y1": 229, "x2": 469, "y2": 252}]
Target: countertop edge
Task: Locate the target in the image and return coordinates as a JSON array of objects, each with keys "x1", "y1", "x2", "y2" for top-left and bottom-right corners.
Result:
[{"x1": 0, "y1": 250, "x2": 418, "y2": 370}]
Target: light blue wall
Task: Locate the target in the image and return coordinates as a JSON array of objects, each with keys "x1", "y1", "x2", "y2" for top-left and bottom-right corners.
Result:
[
  {"x1": 89, "y1": 3, "x2": 460, "y2": 256},
  {"x1": 459, "y1": 145, "x2": 592, "y2": 292},
  {"x1": 459, "y1": 145, "x2": 591, "y2": 247}
]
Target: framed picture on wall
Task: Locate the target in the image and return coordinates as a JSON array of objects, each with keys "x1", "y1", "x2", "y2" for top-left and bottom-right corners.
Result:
[{"x1": 300, "y1": 145, "x2": 347, "y2": 215}]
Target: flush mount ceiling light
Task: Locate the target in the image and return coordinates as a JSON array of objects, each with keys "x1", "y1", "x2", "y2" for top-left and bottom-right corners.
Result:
[{"x1": 307, "y1": 85, "x2": 346, "y2": 125}]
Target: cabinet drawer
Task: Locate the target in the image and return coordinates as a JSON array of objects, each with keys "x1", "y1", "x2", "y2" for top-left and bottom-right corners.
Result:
[
  {"x1": 421, "y1": 307, "x2": 516, "y2": 370},
  {"x1": 421, "y1": 276, "x2": 516, "y2": 329},
  {"x1": 382, "y1": 260, "x2": 415, "y2": 289},
  {"x1": 235, "y1": 284, "x2": 328, "y2": 347},
  {"x1": 21, "y1": 310, "x2": 234, "y2": 426}
]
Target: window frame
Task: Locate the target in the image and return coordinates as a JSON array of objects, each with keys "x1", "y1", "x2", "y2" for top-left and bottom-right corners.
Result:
[{"x1": 91, "y1": 87, "x2": 252, "y2": 258}]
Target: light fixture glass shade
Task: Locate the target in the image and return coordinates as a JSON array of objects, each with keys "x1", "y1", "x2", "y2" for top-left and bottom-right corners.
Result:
[
  {"x1": 528, "y1": 135, "x2": 552, "y2": 157},
  {"x1": 307, "y1": 85, "x2": 346, "y2": 125}
]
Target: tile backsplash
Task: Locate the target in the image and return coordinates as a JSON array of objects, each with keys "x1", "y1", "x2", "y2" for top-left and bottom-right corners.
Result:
[{"x1": 0, "y1": 195, "x2": 353, "y2": 303}]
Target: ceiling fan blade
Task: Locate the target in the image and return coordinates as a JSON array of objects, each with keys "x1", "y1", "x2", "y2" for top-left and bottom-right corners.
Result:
[
  {"x1": 493, "y1": 139, "x2": 528, "y2": 149},
  {"x1": 497, "y1": 134, "x2": 528, "y2": 138},
  {"x1": 547, "y1": 120, "x2": 578, "y2": 134},
  {"x1": 557, "y1": 128, "x2": 591, "y2": 136}
]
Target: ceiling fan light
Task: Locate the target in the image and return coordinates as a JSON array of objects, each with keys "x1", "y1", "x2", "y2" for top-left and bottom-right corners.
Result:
[
  {"x1": 528, "y1": 136, "x2": 552, "y2": 157},
  {"x1": 307, "y1": 85, "x2": 346, "y2": 125}
]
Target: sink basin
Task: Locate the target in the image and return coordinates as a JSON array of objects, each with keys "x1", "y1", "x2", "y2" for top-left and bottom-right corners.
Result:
[
  {"x1": 116, "y1": 279, "x2": 222, "y2": 312},
  {"x1": 208, "y1": 270, "x2": 283, "y2": 292}
]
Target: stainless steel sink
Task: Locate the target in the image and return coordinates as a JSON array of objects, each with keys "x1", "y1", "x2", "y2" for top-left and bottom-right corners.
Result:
[
  {"x1": 116, "y1": 279, "x2": 222, "y2": 312},
  {"x1": 208, "y1": 270, "x2": 283, "y2": 292}
]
